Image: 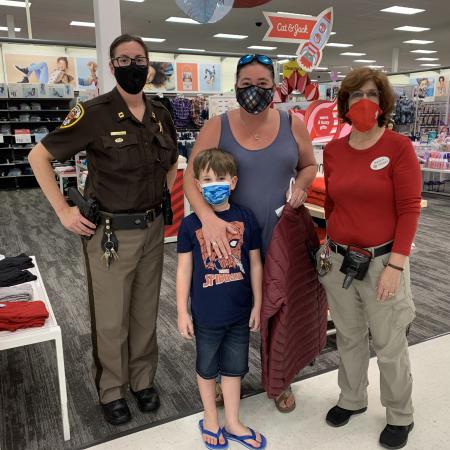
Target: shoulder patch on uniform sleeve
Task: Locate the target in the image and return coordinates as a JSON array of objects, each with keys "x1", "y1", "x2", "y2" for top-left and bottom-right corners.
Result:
[{"x1": 60, "y1": 104, "x2": 85, "y2": 129}]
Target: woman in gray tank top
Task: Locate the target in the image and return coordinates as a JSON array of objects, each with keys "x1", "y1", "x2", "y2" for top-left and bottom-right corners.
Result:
[{"x1": 184, "y1": 55, "x2": 317, "y2": 414}]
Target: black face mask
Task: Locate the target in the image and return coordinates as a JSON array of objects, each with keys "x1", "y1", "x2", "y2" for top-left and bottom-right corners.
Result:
[
  {"x1": 236, "y1": 85, "x2": 274, "y2": 115},
  {"x1": 114, "y1": 63, "x2": 148, "y2": 95}
]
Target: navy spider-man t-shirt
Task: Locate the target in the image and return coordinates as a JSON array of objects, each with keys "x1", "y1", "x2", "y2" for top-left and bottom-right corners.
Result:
[{"x1": 176, "y1": 203, "x2": 261, "y2": 327}]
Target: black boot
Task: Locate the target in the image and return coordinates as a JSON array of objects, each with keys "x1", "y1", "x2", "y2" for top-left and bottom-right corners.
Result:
[
  {"x1": 131, "y1": 387, "x2": 160, "y2": 412},
  {"x1": 380, "y1": 423, "x2": 414, "y2": 449},
  {"x1": 101, "y1": 398, "x2": 131, "y2": 425},
  {"x1": 18, "y1": 76, "x2": 29, "y2": 83},
  {"x1": 326, "y1": 405, "x2": 367, "y2": 427},
  {"x1": 15, "y1": 65, "x2": 29, "y2": 76}
]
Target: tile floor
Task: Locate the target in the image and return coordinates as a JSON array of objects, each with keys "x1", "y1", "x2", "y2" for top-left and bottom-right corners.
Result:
[{"x1": 88, "y1": 334, "x2": 450, "y2": 450}]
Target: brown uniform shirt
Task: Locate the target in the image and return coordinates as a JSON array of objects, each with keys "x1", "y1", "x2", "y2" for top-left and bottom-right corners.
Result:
[{"x1": 42, "y1": 87, "x2": 178, "y2": 212}]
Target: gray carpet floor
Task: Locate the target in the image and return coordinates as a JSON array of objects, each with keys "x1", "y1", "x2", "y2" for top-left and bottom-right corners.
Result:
[{"x1": 0, "y1": 189, "x2": 449, "y2": 450}]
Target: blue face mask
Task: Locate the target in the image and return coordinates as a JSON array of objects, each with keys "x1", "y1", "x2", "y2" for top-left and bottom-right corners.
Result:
[{"x1": 201, "y1": 182, "x2": 231, "y2": 206}]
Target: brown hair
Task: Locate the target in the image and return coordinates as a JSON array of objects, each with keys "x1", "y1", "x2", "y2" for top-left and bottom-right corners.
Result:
[
  {"x1": 193, "y1": 149, "x2": 237, "y2": 179},
  {"x1": 57, "y1": 56, "x2": 68, "y2": 68},
  {"x1": 236, "y1": 60, "x2": 274, "y2": 82},
  {"x1": 109, "y1": 34, "x2": 148, "y2": 59},
  {"x1": 337, "y1": 67, "x2": 395, "y2": 127}
]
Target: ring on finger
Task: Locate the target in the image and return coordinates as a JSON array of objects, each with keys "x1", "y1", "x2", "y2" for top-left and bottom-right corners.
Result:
[
  {"x1": 212, "y1": 241, "x2": 218, "y2": 246},
  {"x1": 388, "y1": 292, "x2": 395, "y2": 296}
]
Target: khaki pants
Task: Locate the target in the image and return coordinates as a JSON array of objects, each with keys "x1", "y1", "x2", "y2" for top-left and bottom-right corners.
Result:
[
  {"x1": 318, "y1": 244, "x2": 415, "y2": 425},
  {"x1": 83, "y1": 215, "x2": 164, "y2": 404}
]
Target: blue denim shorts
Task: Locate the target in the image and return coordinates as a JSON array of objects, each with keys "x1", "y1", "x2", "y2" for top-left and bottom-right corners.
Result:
[{"x1": 194, "y1": 318, "x2": 250, "y2": 379}]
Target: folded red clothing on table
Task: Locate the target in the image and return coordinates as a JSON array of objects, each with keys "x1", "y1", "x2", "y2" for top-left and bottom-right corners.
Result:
[
  {"x1": 308, "y1": 177, "x2": 326, "y2": 194},
  {"x1": 0, "y1": 300, "x2": 48, "y2": 331}
]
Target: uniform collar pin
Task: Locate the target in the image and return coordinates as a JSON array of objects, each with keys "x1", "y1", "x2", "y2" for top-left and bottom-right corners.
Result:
[{"x1": 118, "y1": 112, "x2": 125, "y2": 119}]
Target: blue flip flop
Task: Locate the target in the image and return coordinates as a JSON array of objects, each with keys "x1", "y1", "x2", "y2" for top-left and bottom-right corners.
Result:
[
  {"x1": 198, "y1": 419, "x2": 228, "y2": 450},
  {"x1": 223, "y1": 427, "x2": 267, "y2": 450}
]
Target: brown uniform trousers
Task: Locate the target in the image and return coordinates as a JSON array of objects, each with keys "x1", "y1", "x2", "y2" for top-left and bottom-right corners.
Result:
[
  {"x1": 83, "y1": 215, "x2": 164, "y2": 404},
  {"x1": 318, "y1": 243, "x2": 415, "y2": 425}
]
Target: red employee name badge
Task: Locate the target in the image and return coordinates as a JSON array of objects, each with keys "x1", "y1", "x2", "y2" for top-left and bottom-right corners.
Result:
[{"x1": 370, "y1": 156, "x2": 390, "y2": 171}]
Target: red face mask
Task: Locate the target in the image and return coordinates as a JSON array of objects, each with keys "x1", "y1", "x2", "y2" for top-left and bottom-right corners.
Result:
[{"x1": 345, "y1": 99, "x2": 383, "y2": 132}]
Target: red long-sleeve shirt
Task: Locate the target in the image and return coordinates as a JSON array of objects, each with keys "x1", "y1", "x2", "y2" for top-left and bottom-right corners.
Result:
[{"x1": 323, "y1": 130, "x2": 421, "y2": 256}]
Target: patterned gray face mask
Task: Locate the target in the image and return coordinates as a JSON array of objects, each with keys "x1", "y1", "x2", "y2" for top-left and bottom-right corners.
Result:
[{"x1": 236, "y1": 85, "x2": 274, "y2": 115}]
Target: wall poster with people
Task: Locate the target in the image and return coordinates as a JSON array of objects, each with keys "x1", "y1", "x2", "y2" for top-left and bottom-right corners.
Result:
[
  {"x1": 410, "y1": 74, "x2": 436, "y2": 100},
  {"x1": 4, "y1": 53, "x2": 76, "y2": 85},
  {"x1": 75, "y1": 57, "x2": 98, "y2": 90},
  {"x1": 199, "y1": 63, "x2": 221, "y2": 92},
  {"x1": 144, "y1": 61, "x2": 176, "y2": 92}
]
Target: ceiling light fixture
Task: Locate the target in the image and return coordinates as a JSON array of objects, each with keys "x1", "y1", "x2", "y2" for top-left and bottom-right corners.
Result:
[
  {"x1": 0, "y1": 26, "x2": 21, "y2": 31},
  {"x1": 141, "y1": 37, "x2": 166, "y2": 42},
  {"x1": 381, "y1": 6, "x2": 425, "y2": 15},
  {"x1": 337, "y1": 75, "x2": 346, "y2": 78},
  {"x1": 415, "y1": 57, "x2": 439, "y2": 61},
  {"x1": 316, "y1": 67, "x2": 329, "y2": 70},
  {"x1": 410, "y1": 49, "x2": 437, "y2": 53},
  {"x1": 70, "y1": 21, "x2": 95, "y2": 27},
  {"x1": 403, "y1": 39, "x2": 434, "y2": 44},
  {"x1": 166, "y1": 16, "x2": 200, "y2": 24},
  {"x1": 368, "y1": 65, "x2": 384, "y2": 69},
  {"x1": 0, "y1": 1, "x2": 30, "y2": 7},
  {"x1": 340, "y1": 52, "x2": 366, "y2": 56},
  {"x1": 277, "y1": 54, "x2": 297, "y2": 58},
  {"x1": 394, "y1": 26, "x2": 430, "y2": 32},
  {"x1": 325, "y1": 43, "x2": 354, "y2": 47},
  {"x1": 420, "y1": 63, "x2": 440, "y2": 67},
  {"x1": 214, "y1": 33, "x2": 247, "y2": 39},
  {"x1": 248, "y1": 45, "x2": 277, "y2": 50},
  {"x1": 178, "y1": 47, "x2": 205, "y2": 52},
  {"x1": 354, "y1": 59, "x2": 376, "y2": 63},
  {"x1": 123, "y1": 0, "x2": 145, "y2": 2}
]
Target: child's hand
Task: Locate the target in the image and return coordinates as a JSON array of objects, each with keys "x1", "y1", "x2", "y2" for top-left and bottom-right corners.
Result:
[
  {"x1": 249, "y1": 307, "x2": 261, "y2": 332},
  {"x1": 178, "y1": 312, "x2": 194, "y2": 340}
]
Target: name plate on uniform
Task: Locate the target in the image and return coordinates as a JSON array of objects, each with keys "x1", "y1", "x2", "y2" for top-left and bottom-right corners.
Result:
[{"x1": 15, "y1": 129, "x2": 32, "y2": 144}]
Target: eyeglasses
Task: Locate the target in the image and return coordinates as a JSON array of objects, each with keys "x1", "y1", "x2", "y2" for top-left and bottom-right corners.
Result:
[
  {"x1": 111, "y1": 56, "x2": 149, "y2": 67},
  {"x1": 349, "y1": 89, "x2": 380, "y2": 100},
  {"x1": 238, "y1": 54, "x2": 273, "y2": 67}
]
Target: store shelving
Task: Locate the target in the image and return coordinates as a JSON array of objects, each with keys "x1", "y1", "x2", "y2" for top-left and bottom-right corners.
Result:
[{"x1": 0, "y1": 96, "x2": 74, "y2": 190}]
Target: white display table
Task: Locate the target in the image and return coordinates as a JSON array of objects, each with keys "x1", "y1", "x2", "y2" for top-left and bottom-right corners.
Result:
[{"x1": 0, "y1": 256, "x2": 70, "y2": 441}]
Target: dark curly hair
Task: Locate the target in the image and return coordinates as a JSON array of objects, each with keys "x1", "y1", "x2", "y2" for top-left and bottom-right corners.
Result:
[
  {"x1": 149, "y1": 62, "x2": 170, "y2": 87},
  {"x1": 337, "y1": 67, "x2": 395, "y2": 127}
]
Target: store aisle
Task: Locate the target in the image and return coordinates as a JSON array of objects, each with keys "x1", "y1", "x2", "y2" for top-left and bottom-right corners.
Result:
[{"x1": 88, "y1": 334, "x2": 450, "y2": 450}]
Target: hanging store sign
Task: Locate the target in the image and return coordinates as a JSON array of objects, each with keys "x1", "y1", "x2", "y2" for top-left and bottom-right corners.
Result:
[
  {"x1": 304, "y1": 99, "x2": 351, "y2": 143},
  {"x1": 263, "y1": 8, "x2": 334, "y2": 72}
]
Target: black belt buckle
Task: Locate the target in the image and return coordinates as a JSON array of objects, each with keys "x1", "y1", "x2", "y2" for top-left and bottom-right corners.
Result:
[{"x1": 145, "y1": 208, "x2": 156, "y2": 223}]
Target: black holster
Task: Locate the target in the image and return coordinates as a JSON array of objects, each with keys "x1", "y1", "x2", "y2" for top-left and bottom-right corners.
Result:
[
  {"x1": 162, "y1": 183, "x2": 173, "y2": 225},
  {"x1": 339, "y1": 246, "x2": 372, "y2": 289}
]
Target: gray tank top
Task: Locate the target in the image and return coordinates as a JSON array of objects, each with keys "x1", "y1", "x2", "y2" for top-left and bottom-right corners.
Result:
[{"x1": 219, "y1": 110, "x2": 298, "y2": 255}]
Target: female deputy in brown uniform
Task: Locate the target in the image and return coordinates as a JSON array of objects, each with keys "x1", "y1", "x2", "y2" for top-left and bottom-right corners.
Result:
[{"x1": 28, "y1": 34, "x2": 178, "y2": 425}]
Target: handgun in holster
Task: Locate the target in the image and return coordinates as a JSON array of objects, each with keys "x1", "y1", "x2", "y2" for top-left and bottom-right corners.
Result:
[
  {"x1": 339, "y1": 246, "x2": 372, "y2": 289},
  {"x1": 162, "y1": 183, "x2": 173, "y2": 225},
  {"x1": 67, "y1": 187, "x2": 99, "y2": 239}
]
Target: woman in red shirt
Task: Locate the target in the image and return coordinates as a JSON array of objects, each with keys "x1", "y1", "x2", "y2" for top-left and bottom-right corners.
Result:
[{"x1": 320, "y1": 67, "x2": 421, "y2": 450}]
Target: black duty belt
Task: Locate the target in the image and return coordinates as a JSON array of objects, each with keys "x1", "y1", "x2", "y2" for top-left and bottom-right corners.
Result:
[
  {"x1": 328, "y1": 239, "x2": 393, "y2": 259},
  {"x1": 99, "y1": 206, "x2": 162, "y2": 230}
]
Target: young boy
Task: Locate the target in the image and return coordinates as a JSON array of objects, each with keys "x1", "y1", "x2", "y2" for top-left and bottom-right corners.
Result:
[{"x1": 177, "y1": 149, "x2": 266, "y2": 450}]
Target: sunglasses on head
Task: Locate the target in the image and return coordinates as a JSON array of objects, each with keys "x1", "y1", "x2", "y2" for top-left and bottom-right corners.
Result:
[{"x1": 238, "y1": 54, "x2": 273, "y2": 67}]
